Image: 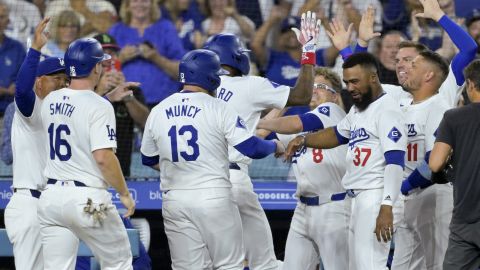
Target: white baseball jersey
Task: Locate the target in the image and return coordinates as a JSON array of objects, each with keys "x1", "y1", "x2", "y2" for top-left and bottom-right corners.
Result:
[
  {"x1": 216, "y1": 75, "x2": 290, "y2": 164},
  {"x1": 11, "y1": 97, "x2": 47, "y2": 190},
  {"x1": 382, "y1": 65, "x2": 461, "y2": 108},
  {"x1": 401, "y1": 94, "x2": 450, "y2": 177},
  {"x1": 40, "y1": 88, "x2": 117, "y2": 188},
  {"x1": 279, "y1": 102, "x2": 347, "y2": 197},
  {"x1": 141, "y1": 91, "x2": 252, "y2": 191},
  {"x1": 336, "y1": 93, "x2": 407, "y2": 190}
]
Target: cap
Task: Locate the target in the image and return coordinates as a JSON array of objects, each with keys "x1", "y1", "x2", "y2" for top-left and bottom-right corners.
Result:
[
  {"x1": 280, "y1": 16, "x2": 301, "y2": 33},
  {"x1": 93, "y1": 33, "x2": 120, "y2": 51},
  {"x1": 36, "y1": 57, "x2": 66, "y2": 77},
  {"x1": 466, "y1": 8, "x2": 480, "y2": 28}
]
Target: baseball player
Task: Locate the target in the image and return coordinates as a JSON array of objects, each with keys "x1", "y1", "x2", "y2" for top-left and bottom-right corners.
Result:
[
  {"x1": 328, "y1": 3, "x2": 477, "y2": 268},
  {"x1": 395, "y1": 52, "x2": 453, "y2": 269},
  {"x1": 286, "y1": 53, "x2": 406, "y2": 269},
  {"x1": 140, "y1": 49, "x2": 285, "y2": 270},
  {"x1": 38, "y1": 37, "x2": 135, "y2": 270},
  {"x1": 3, "y1": 18, "x2": 67, "y2": 270},
  {"x1": 256, "y1": 67, "x2": 350, "y2": 270},
  {"x1": 202, "y1": 11, "x2": 320, "y2": 270}
]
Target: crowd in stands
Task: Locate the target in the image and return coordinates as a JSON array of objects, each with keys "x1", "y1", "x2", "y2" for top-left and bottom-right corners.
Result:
[{"x1": 0, "y1": 0, "x2": 480, "y2": 177}]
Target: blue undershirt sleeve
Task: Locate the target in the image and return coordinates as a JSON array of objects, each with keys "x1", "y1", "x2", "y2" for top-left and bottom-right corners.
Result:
[
  {"x1": 234, "y1": 136, "x2": 276, "y2": 159},
  {"x1": 141, "y1": 154, "x2": 159, "y2": 167},
  {"x1": 298, "y1": 113, "x2": 324, "y2": 132},
  {"x1": 438, "y1": 15, "x2": 478, "y2": 86},
  {"x1": 384, "y1": 150, "x2": 406, "y2": 168},
  {"x1": 15, "y1": 49, "x2": 41, "y2": 117}
]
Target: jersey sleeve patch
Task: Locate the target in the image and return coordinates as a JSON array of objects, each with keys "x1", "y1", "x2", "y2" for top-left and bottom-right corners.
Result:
[
  {"x1": 317, "y1": 106, "x2": 330, "y2": 117},
  {"x1": 388, "y1": 127, "x2": 402, "y2": 143},
  {"x1": 236, "y1": 116, "x2": 247, "y2": 129}
]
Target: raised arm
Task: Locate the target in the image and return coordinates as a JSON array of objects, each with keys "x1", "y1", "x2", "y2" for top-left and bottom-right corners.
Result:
[
  {"x1": 286, "y1": 11, "x2": 322, "y2": 106},
  {"x1": 250, "y1": 6, "x2": 285, "y2": 67},
  {"x1": 415, "y1": 0, "x2": 478, "y2": 86},
  {"x1": 15, "y1": 18, "x2": 50, "y2": 117}
]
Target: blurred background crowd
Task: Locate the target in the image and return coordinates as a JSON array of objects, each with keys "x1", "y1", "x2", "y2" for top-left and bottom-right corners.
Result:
[{"x1": 0, "y1": 0, "x2": 479, "y2": 180}]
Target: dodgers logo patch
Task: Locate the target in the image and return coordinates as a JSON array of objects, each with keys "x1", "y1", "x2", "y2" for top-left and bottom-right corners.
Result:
[
  {"x1": 348, "y1": 127, "x2": 370, "y2": 149},
  {"x1": 388, "y1": 127, "x2": 402, "y2": 143},
  {"x1": 236, "y1": 116, "x2": 247, "y2": 129},
  {"x1": 317, "y1": 106, "x2": 330, "y2": 116},
  {"x1": 407, "y1": 124, "x2": 417, "y2": 137}
]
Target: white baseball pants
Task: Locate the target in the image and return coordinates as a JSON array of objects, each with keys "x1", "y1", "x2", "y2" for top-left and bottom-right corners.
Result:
[
  {"x1": 162, "y1": 187, "x2": 245, "y2": 270},
  {"x1": 4, "y1": 190, "x2": 44, "y2": 270},
  {"x1": 37, "y1": 184, "x2": 133, "y2": 270},
  {"x1": 283, "y1": 199, "x2": 351, "y2": 270},
  {"x1": 349, "y1": 188, "x2": 391, "y2": 270},
  {"x1": 402, "y1": 184, "x2": 453, "y2": 270},
  {"x1": 230, "y1": 165, "x2": 282, "y2": 270}
]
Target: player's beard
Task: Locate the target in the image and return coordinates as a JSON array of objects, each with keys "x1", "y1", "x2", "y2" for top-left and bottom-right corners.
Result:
[{"x1": 352, "y1": 86, "x2": 374, "y2": 111}]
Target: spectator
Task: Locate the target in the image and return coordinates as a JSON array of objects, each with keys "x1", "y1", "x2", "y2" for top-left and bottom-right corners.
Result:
[
  {"x1": 93, "y1": 33, "x2": 150, "y2": 177},
  {"x1": 109, "y1": 0, "x2": 185, "y2": 107},
  {"x1": 31, "y1": 0, "x2": 47, "y2": 17},
  {"x1": 466, "y1": 9, "x2": 480, "y2": 59},
  {"x1": 251, "y1": 13, "x2": 338, "y2": 86},
  {"x1": 201, "y1": 0, "x2": 255, "y2": 45},
  {"x1": 0, "y1": 1, "x2": 25, "y2": 116},
  {"x1": 377, "y1": 31, "x2": 406, "y2": 85},
  {"x1": 161, "y1": 0, "x2": 205, "y2": 51},
  {"x1": 0, "y1": 101, "x2": 13, "y2": 165},
  {"x1": 294, "y1": 0, "x2": 383, "y2": 50},
  {"x1": 42, "y1": 10, "x2": 81, "y2": 58},
  {"x1": 3, "y1": 0, "x2": 42, "y2": 48},
  {"x1": 45, "y1": 0, "x2": 117, "y2": 36}
]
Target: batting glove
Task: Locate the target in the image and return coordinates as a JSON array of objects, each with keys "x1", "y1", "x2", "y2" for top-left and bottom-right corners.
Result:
[
  {"x1": 400, "y1": 179, "x2": 415, "y2": 196},
  {"x1": 291, "y1": 11, "x2": 321, "y2": 65}
]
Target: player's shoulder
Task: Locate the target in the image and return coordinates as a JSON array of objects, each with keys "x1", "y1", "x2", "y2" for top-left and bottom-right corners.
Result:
[
  {"x1": 377, "y1": 93, "x2": 402, "y2": 111},
  {"x1": 312, "y1": 102, "x2": 345, "y2": 117},
  {"x1": 429, "y1": 94, "x2": 450, "y2": 111}
]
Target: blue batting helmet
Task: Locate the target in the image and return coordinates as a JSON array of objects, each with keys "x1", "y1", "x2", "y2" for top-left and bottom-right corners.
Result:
[
  {"x1": 64, "y1": 38, "x2": 111, "y2": 78},
  {"x1": 179, "y1": 49, "x2": 228, "y2": 92},
  {"x1": 203, "y1": 34, "x2": 250, "y2": 75}
]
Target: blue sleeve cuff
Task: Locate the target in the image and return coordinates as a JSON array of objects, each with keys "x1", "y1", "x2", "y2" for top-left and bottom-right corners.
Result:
[
  {"x1": 141, "y1": 154, "x2": 159, "y2": 166},
  {"x1": 299, "y1": 113, "x2": 324, "y2": 132},
  {"x1": 354, "y1": 43, "x2": 368, "y2": 53},
  {"x1": 384, "y1": 150, "x2": 405, "y2": 168},
  {"x1": 339, "y1": 47, "x2": 353, "y2": 60},
  {"x1": 334, "y1": 126, "x2": 349, "y2": 145},
  {"x1": 406, "y1": 168, "x2": 432, "y2": 189},
  {"x1": 234, "y1": 136, "x2": 276, "y2": 159}
]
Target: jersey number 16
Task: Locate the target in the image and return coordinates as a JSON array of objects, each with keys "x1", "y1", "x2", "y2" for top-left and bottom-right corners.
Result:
[{"x1": 48, "y1": 123, "x2": 72, "y2": 161}]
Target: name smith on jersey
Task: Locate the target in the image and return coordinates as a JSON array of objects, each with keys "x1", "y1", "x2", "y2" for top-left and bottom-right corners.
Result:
[{"x1": 49, "y1": 102, "x2": 75, "y2": 117}]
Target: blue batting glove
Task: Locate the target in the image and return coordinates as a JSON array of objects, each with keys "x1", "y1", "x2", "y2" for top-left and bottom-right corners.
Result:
[{"x1": 401, "y1": 180, "x2": 414, "y2": 196}]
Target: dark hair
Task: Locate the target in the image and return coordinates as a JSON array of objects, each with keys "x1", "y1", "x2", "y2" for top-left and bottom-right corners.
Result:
[
  {"x1": 464, "y1": 60, "x2": 480, "y2": 90},
  {"x1": 398, "y1": 41, "x2": 429, "y2": 53},
  {"x1": 418, "y1": 50, "x2": 449, "y2": 82},
  {"x1": 342, "y1": 52, "x2": 379, "y2": 72}
]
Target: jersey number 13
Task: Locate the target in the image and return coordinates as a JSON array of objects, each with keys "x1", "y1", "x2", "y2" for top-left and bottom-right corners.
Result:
[{"x1": 168, "y1": 125, "x2": 200, "y2": 162}]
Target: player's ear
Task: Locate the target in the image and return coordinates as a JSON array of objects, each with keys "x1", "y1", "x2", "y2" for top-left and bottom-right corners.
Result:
[{"x1": 424, "y1": 70, "x2": 434, "y2": 83}]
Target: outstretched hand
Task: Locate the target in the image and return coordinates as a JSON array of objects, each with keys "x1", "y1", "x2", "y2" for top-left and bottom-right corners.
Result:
[
  {"x1": 415, "y1": 0, "x2": 445, "y2": 22},
  {"x1": 32, "y1": 17, "x2": 51, "y2": 51},
  {"x1": 326, "y1": 18, "x2": 354, "y2": 51},
  {"x1": 105, "y1": 82, "x2": 140, "y2": 102},
  {"x1": 284, "y1": 135, "x2": 305, "y2": 162},
  {"x1": 291, "y1": 11, "x2": 322, "y2": 52},
  {"x1": 358, "y1": 5, "x2": 381, "y2": 47}
]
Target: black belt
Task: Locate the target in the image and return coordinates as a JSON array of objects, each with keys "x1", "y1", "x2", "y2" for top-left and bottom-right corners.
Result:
[
  {"x1": 47, "y1": 178, "x2": 87, "y2": 187},
  {"x1": 13, "y1": 188, "x2": 41, "y2": 199},
  {"x1": 229, "y1": 163, "x2": 241, "y2": 170}
]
